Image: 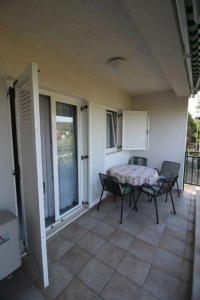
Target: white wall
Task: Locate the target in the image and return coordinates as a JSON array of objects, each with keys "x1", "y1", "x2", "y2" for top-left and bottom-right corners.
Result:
[
  {"x1": 0, "y1": 75, "x2": 16, "y2": 214},
  {"x1": 131, "y1": 91, "x2": 188, "y2": 189},
  {"x1": 89, "y1": 103, "x2": 132, "y2": 205},
  {"x1": 0, "y1": 26, "x2": 189, "y2": 213},
  {"x1": 0, "y1": 26, "x2": 132, "y2": 111},
  {"x1": 105, "y1": 151, "x2": 130, "y2": 170},
  {"x1": 0, "y1": 26, "x2": 132, "y2": 212}
]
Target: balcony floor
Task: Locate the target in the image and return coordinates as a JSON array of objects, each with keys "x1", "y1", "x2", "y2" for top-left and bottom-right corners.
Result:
[{"x1": 0, "y1": 186, "x2": 195, "y2": 300}]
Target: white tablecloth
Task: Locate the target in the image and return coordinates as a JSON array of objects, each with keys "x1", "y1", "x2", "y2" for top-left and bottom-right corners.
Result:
[{"x1": 107, "y1": 164, "x2": 159, "y2": 186}]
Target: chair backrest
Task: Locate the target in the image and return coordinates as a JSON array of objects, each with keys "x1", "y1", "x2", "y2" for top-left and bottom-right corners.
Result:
[
  {"x1": 159, "y1": 175, "x2": 178, "y2": 195},
  {"x1": 128, "y1": 156, "x2": 147, "y2": 166},
  {"x1": 99, "y1": 173, "x2": 122, "y2": 195},
  {"x1": 160, "y1": 161, "x2": 180, "y2": 177}
]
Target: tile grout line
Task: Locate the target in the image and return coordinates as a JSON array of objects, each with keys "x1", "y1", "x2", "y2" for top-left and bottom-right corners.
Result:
[{"x1": 49, "y1": 191, "x2": 193, "y2": 300}]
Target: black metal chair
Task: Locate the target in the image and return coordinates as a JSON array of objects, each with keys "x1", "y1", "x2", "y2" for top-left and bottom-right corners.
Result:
[
  {"x1": 155, "y1": 161, "x2": 180, "y2": 198},
  {"x1": 128, "y1": 156, "x2": 147, "y2": 167},
  {"x1": 97, "y1": 173, "x2": 134, "y2": 224},
  {"x1": 134, "y1": 175, "x2": 178, "y2": 224}
]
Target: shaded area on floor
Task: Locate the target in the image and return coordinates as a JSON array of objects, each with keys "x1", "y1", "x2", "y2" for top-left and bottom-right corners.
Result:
[{"x1": 0, "y1": 186, "x2": 195, "y2": 300}]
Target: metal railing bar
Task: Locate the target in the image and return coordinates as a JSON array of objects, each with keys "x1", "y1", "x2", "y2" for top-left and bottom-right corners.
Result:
[{"x1": 191, "y1": 155, "x2": 194, "y2": 184}]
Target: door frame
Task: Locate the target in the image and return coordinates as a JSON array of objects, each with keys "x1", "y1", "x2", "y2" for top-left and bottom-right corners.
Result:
[{"x1": 39, "y1": 89, "x2": 88, "y2": 223}]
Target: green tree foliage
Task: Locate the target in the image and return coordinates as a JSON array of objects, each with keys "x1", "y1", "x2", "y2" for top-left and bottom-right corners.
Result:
[{"x1": 187, "y1": 112, "x2": 197, "y2": 144}]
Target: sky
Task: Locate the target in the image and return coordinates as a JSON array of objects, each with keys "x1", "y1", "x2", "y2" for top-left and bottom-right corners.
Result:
[{"x1": 188, "y1": 92, "x2": 200, "y2": 118}]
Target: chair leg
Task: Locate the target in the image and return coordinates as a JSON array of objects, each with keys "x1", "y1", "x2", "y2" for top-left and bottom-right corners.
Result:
[
  {"x1": 169, "y1": 191, "x2": 176, "y2": 214},
  {"x1": 120, "y1": 196, "x2": 124, "y2": 224},
  {"x1": 97, "y1": 188, "x2": 104, "y2": 211},
  {"x1": 154, "y1": 196, "x2": 159, "y2": 224},
  {"x1": 148, "y1": 195, "x2": 153, "y2": 202},
  {"x1": 176, "y1": 180, "x2": 180, "y2": 197},
  {"x1": 129, "y1": 192, "x2": 132, "y2": 207},
  {"x1": 133, "y1": 189, "x2": 141, "y2": 211},
  {"x1": 165, "y1": 193, "x2": 168, "y2": 203},
  {"x1": 132, "y1": 189, "x2": 136, "y2": 207}
]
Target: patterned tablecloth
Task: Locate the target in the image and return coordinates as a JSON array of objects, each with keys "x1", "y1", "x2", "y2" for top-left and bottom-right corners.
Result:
[{"x1": 107, "y1": 164, "x2": 159, "y2": 186}]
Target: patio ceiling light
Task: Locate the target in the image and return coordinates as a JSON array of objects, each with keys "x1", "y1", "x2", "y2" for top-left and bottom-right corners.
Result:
[{"x1": 107, "y1": 57, "x2": 127, "y2": 69}]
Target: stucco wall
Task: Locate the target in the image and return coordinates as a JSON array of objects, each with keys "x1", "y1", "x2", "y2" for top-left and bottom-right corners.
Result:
[
  {"x1": 131, "y1": 91, "x2": 188, "y2": 189},
  {"x1": 0, "y1": 26, "x2": 132, "y2": 214},
  {"x1": 0, "y1": 26, "x2": 189, "y2": 215},
  {"x1": 0, "y1": 26, "x2": 132, "y2": 110},
  {"x1": 105, "y1": 151, "x2": 130, "y2": 170}
]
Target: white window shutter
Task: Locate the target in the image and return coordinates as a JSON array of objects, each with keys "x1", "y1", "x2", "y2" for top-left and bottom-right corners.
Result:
[
  {"x1": 122, "y1": 111, "x2": 149, "y2": 150},
  {"x1": 89, "y1": 104, "x2": 105, "y2": 204},
  {"x1": 117, "y1": 113, "x2": 122, "y2": 148},
  {"x1": 15, "y1": 63, "x2": 49, "y2": 288}
]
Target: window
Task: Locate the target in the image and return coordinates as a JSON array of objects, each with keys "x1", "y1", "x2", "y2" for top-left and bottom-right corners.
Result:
[
  {"x1": 106, "y1": 110, "x2": 118, "y2": 151},
  {"x1": 106, "y1": 110, "x2": 149, "y2": 152}
]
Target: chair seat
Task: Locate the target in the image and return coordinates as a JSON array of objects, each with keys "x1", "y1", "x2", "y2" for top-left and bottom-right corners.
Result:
[
  {"x1": 98, "y1": 173, "x2": 134, "y2": 224},
  {"x1": 142, "y1": 185, "x2": 160, "y2": 196},
  {"x1": 135, "y1": 174, "x2": 178, "y2": 224},
  {"x1": 120, "y1": 184, "x2": 133, "y2": 196}
]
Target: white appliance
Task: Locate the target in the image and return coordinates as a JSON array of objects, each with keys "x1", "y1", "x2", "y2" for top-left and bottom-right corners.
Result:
[{"x1": 0, "y1": 210, "x2": 21, "y2": 280}]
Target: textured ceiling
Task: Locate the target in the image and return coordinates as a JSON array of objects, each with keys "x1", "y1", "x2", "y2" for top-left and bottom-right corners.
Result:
[{"x1": 0, "y1": 0, "x2": 190, "y2": 96}]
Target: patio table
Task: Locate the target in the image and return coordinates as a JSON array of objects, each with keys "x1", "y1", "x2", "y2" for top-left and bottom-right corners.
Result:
[{"x1": 107, "y1": 164, "x2": 159, "y2": 186}]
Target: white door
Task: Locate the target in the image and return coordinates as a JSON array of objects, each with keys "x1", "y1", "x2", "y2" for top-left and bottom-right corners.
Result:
[{"x1": 15, "y1": 63, "x2": 48, "y2": 288}]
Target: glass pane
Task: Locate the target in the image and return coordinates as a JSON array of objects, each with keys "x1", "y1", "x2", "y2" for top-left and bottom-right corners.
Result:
[
  {"x1": 56, "y1": 102, "x2": 78, "y2": 215},
  {"x1": 113, "y1": 112, "x2": 117, "y2": 142},
  {"x1": 106, "y1": 113, "x2": 115, "y2": 149}
]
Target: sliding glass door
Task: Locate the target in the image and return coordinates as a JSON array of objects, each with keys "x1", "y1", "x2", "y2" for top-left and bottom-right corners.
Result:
[
  {"x1": 50, "y1": 94, "x2": 88, "y2": 222},
  {"x1": 52, "y1": 100, "x2": 79, "y2": 219}
]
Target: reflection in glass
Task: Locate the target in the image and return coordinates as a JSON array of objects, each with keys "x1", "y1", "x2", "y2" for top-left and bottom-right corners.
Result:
[{"x1": 56, "y1": 102, "x2": 78, "y2": 215}]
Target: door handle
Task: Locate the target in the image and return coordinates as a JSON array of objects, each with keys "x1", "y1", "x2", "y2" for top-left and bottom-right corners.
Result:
[
  {"x1": 81, "y1": 155, "x2": 89, "y2": 160},
  {"x1": 43, "y1": 182, "x2": 46, "y2": 194}
]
